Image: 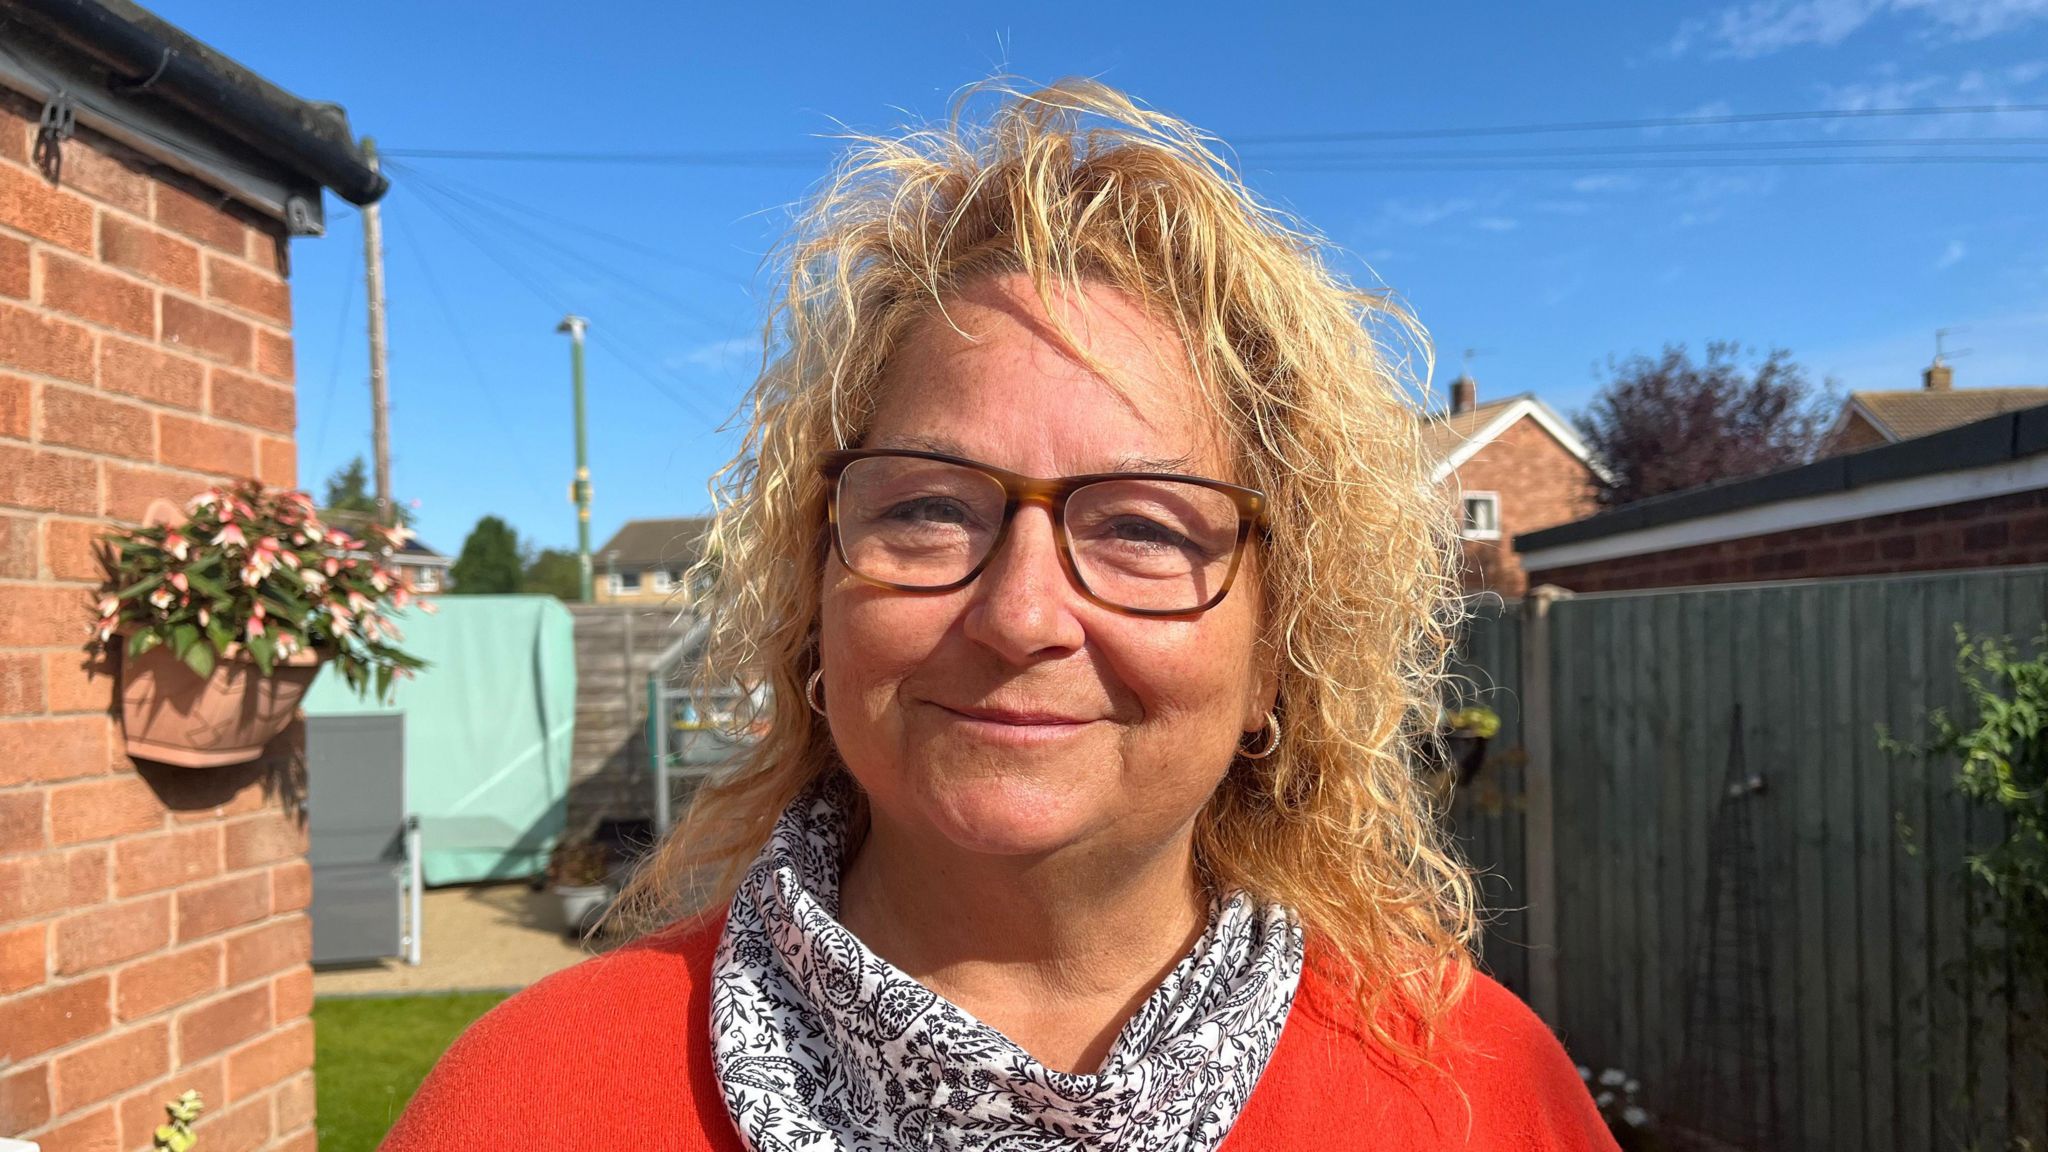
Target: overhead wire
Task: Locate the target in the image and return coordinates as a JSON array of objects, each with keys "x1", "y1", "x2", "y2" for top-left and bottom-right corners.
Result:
[
  {"x1": 379, "y1": 101, "x2": 2048, "y2": 168},
  {"x1": 385, "y1": 200, "x2": 535, "y2": 458},
  {"x1": 382, "y1": 160, "x2": 753, "y2": 288},
  {"x1": 395, "y1": 163, "x2": 737, "y2": 338},
  {"x1": 394, "y1": 170, "x2": 733, "y2": 426},
  {"x1": 1230, "y1": 101, "x2": 2048, "y2": 146}
]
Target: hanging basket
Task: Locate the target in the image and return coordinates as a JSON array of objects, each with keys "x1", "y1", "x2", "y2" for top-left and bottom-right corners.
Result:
[{"x1": 118, "y1": 642, "x2": 323, "y2": 768}]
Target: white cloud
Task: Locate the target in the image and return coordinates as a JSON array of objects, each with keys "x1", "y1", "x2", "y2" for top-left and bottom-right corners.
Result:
[
  {"x1": 1895, "y1": 0, "x2": 2048, "y2": 38},
  {"x1": 1571, "y1": 175, "x2": 1641, "y2": 193},
  {"x1": 1475, "y1": 216, "x2": 1520, "y2": 232},
  {"x1": 1670, "y1": 0, "x2": 2048, "y2": 57},
  {"x1": 1817, "y1": 62, "x2": 2048, "y2": 134},
  {"x1": 1372, "y1": 197, "x2": 1477, "y2": 229},
  {"x1": 668, "y1": 336, "x2": 758, "y2": 374},
  {"x1": 1938, "y1": 240, "x2": 1968, "y2": 268}
]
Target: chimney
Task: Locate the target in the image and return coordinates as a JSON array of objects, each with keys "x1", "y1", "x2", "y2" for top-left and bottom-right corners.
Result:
[
  {"x1": 1450, "y1": 375, "x2": 1477, "y2": 415},
  {"x1": 1924, "y1": 360, "x2": 1954, "y2": 391}
]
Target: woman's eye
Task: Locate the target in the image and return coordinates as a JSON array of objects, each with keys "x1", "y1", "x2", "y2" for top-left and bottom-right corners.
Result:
[
  {"x1": 881, "y1": 497, "x2": 972, "y2": 525},
  {"x1": 1103, "y1": 517, "x2": 1192, "y2": 548}
]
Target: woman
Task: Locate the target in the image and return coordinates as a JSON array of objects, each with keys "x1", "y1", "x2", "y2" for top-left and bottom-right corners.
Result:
[{"x1": 385, "y1": 82, "x2": 1613, "y2": 1151}]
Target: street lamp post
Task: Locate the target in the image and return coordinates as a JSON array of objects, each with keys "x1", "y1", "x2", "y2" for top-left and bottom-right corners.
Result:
[{"x1": 557, "y1": 315, "x2": 593, "y2": 603}]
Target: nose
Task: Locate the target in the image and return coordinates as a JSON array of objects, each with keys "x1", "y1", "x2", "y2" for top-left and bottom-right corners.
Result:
[{"x1": 959, "y1": 501, "x2": 1087, "y2": 663}]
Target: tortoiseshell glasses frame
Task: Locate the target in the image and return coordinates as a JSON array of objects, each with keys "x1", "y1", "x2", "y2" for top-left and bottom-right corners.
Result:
[{"x1": 819, "y1": 448, "x2": 1269, "y2": 618}]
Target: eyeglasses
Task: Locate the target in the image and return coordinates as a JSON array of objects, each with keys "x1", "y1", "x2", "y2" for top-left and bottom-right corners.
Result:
[{"x1": 820, "y1": 448, "x2": 1268, "y2": 617}]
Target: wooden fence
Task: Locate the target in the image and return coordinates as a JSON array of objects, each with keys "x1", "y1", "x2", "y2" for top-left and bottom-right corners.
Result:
[{"x1": 1451, "y1": 568, "x2": 2047, "y2": 1150}]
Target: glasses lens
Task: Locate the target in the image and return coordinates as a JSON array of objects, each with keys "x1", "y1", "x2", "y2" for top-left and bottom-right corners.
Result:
[
  {"x1": 835, "y1": 456, "x2": 1007, "y2": 589},
  {"x1": 1065, "y1": 478, "x2": 1244, "y2": 613}
]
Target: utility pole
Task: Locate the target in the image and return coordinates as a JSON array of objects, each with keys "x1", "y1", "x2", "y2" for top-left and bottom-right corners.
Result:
[
  {"x1": 360, "y1": 137, "x2": 394, "y2": 527},
  {"x1": 557, "y1": 315, "x2": 593, "y2": 603}
]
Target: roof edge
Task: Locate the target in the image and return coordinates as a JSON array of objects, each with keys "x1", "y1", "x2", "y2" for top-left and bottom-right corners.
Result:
[
  {"x1": 1516, "y1": 401, "x2": 2048, "y2": 554},
  {"x1": 5, "y1": 0, "x2": 386, "y2": 205}
]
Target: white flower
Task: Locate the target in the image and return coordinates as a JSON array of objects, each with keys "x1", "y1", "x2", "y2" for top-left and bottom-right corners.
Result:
[
  {"x1": 1596, "y1": 1091, "x2": 1615, "y2": 1109},
  {"x1": 1598, "y1": 1068, "x2": 1627, "y2": 1087},
  {"x1": 1623, "y1": 1106, "x2": 1648, "y2": 1128},
  {"x1": 148, "y1": 587, "x2": 174, "y2": 610},
  {"x1": 1624, "y1": 1078, "x2": 1639, "y2": 1095}
]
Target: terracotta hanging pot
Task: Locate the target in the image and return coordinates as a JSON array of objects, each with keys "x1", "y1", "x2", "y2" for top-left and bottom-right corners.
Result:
[{"x1": 118, "y1": 642, "x2": 323, "y2": 768}]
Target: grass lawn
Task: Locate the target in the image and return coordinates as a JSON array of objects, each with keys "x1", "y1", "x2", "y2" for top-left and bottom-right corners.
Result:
[{"x1": 312, "y1": 992, "x2": 507, "y2": 1152}]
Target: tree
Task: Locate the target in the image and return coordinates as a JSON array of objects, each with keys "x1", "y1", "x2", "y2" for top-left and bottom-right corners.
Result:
[
  {"x1": 1574, "y1": 343, "x2": 1835, "y2": 507},
  {"x1": 319, "y1": 455, "x2": 415, "y2": 527},
  {"x1": 450, "y1": 516, "x2": 527, "y2": 594},
  {"x1": 523, "y1": 548, "x2": 585, "y2": 601}
]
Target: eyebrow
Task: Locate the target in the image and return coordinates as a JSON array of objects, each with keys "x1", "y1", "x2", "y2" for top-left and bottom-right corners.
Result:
[{"x1": 861, "y1": 435, "x2": 1202, "y2": 478}]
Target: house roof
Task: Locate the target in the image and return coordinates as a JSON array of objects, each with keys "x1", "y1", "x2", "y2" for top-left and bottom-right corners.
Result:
[
  {"x1": 1517, "y1": 401, "x2": 2048, "y2": 556},
  {"x1": 596, "y1": 517, "x2": 712, "y2": 571},
  {"x1": 1423, "y1": 392, "x2": 1611, "y2": 485},
  {"x1": 1837, "y1": 387, "x2": 2048, "y2": 444}
]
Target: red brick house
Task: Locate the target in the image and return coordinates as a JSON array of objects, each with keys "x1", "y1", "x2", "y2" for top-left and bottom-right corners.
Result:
[
  {"x1": 1821, "y1": 359, "x2": 2048, "y2": 457},
  {"x1": 1426, "y1": 376, "x2": 1607, "y2": 596},
  {"x1": 0, "y1": 4, "x2": 383, "y2": 1150},
  {"x1": 1518, "y1": 403, "x2": 2048, "y2": 593}
]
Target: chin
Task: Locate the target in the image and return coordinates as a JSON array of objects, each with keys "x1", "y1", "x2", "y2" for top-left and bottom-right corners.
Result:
[
  {"x1": 927, "y1": 782, "x2": 1098, "y2": 856},
  {"x1": 890, "y1": 745, "x2": 1114, "y2": 858}
]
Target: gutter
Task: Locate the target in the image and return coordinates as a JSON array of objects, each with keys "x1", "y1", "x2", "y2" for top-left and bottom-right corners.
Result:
[{"x1": 1, "y1": 0, "x2": 386, "y2": 205}]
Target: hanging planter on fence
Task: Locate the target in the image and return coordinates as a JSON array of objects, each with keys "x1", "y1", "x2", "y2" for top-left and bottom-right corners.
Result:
[{"x1": 93, "y1": 484, "x2": 428, "y2": 769}]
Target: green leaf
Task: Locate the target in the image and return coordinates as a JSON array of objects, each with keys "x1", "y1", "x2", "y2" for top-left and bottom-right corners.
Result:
[
  {"x1": 113, "y1": 572, "x2": 166, "y2": 600},
  {"x1": 247, "y1": 631, "x2": 276, "y2": 676},
  {"x1": 181, "y1": 640, "x2": 215, "y2": 679}
]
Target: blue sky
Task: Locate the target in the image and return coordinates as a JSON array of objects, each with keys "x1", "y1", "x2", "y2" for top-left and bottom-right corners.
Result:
[{"x1": 150, "y1": 0, "x2": 2048, "y2": 556}]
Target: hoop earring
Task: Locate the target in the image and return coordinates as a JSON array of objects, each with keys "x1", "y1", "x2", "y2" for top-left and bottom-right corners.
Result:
[
  {"x1": 805, "y1": 669, "x2": 826, "y2": 716},
  {"x1": 1240, "y1": 712, "x2": 1281, "y2": 760}
]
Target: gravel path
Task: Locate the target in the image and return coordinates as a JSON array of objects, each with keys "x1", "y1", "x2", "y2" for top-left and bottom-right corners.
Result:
[{"x1": 312, "y1": 882, "x2": 620, "y2": 996}]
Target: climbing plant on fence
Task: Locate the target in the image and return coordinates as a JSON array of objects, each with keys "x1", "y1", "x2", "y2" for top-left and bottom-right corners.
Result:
[{"x1": 1888, "y1": 626, "x2": 2048, "y2": 988}]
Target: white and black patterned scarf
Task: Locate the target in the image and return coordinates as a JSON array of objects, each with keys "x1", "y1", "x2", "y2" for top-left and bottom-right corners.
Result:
[{"x1": 710, "y1": 777, "x2": 1305, "y2": 1152}]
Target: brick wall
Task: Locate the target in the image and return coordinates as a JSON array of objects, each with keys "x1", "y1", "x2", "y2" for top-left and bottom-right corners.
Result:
[
  {"x1": 1451, "y1": 415, "x2": 1601, "y2": 596},
  {"x1": 0, "y1": 91, "x2": 315, "y2": 1152},
  {"x1": 1527, "y1": 488, "x2": 2048, "y2": 594}
]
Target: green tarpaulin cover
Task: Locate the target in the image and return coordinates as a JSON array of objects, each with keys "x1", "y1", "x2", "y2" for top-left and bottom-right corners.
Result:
[{"x1": 302, "y1": 594, "x2": 576, "y2": 886}]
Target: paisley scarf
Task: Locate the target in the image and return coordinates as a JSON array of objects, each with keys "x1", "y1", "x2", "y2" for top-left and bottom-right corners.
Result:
[{"x1": 710, "y1": 777, "x2": 1304, "y2": 1152}]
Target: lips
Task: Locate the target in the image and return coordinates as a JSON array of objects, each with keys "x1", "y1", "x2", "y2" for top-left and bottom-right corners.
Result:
[{"x1": 939, "y1": 703, "x2": 1095, "y2": 726}]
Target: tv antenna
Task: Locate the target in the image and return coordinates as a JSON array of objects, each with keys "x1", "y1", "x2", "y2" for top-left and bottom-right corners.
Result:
[{"x1": 1934, "y1": 326, "x2": 1974, "y2": 364}]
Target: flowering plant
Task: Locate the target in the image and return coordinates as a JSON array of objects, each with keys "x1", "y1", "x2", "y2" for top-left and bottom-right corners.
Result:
[{"x1": 91, "y1": 479, "x2": 428, "y2": 701}]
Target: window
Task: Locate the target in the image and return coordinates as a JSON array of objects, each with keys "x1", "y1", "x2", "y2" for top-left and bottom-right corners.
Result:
[
  {"x1": 652, "y1": 569, "x2": 673, "y2": 593},
  {"x1": 613, "y1": 571, "x2": 642, "y2": 594},
  {"x1": 1462, "y1": 493, "x2": 1501, "y2": 540},
  {"x1": 412, "y1": 568, "x2": 440, "y2": 593}
]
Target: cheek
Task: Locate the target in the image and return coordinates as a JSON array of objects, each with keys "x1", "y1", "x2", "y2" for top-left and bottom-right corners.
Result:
[{"x1": 818, "y1": 567, "x2": 953, "y2": 722}]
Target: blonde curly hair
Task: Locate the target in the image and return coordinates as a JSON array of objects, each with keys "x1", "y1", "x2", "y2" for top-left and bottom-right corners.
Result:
[{"x1": 616, "y1": 78, "x2": 1477, "y2": 1054}]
